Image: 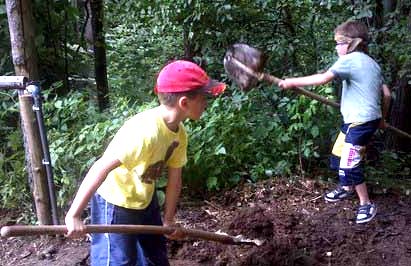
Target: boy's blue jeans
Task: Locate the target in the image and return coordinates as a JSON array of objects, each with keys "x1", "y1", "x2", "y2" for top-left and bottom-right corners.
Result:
[
  {"x1": 330, "y1": 119, "x2": 380, "y2": 186},
  {"x1": 90, "y1": 193, "x2": 169, "y2": 266}
]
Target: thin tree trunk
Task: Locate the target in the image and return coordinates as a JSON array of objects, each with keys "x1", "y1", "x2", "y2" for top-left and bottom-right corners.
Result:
[
  {"x1": 387, "y1": 79, "x2": 411, "y2": 151},
  {"x1": 90, "y1": 0, "x2": 109, "y2": 111}
]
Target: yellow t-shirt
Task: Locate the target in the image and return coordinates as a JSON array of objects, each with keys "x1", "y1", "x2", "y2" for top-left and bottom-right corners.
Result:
[{"x1": 97, "y1": 107, "x2": 188, "y2": 209}]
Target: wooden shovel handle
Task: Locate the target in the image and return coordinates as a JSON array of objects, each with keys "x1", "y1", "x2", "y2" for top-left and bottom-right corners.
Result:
[
  {"x1": 0, "y1": 225, "x2": 237, "y2": 245},
  {"x1": 386, "y1": 124, "x2": 411, "y2": 140},
  {"x1": 1, "y1": 225, "x2": 170, "y2": 236},
  {"x1": 291, "y1": 86, "x2": 341, "y2": 109}
]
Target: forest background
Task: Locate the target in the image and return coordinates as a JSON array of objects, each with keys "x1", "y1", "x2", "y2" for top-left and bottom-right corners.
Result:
[{"x1": 0, "y1": 0, "x2": 410, "y2": 223}]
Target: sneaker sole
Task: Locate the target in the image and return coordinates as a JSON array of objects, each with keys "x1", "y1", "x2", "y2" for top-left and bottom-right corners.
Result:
[
  {"x1": 324, "y1": 194, "x2": 354, "y2": 203},
  {"x1": 356, "y1": 207, "x2": 377, "y2": 224},
  {"x1": 324, "y1": 196, "x2": 341, "y2": 203}
]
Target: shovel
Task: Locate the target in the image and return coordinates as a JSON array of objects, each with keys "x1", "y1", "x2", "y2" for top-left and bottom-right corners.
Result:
[
  {"x1": 0, "y1": 225, "x2": 263, "y2": 246},
  {"x1": 223, "y1": 43, "x2": 411, "y2": 140}
]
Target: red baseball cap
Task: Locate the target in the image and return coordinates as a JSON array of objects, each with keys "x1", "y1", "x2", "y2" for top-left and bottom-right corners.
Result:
[{"x1": 154, "y1": 60, "x2": 226, "y2": 96}]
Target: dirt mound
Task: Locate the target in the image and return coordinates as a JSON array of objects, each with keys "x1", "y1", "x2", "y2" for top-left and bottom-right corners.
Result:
[{"x1": 170, "y1": 179, "x2": 411, "y2": 266}]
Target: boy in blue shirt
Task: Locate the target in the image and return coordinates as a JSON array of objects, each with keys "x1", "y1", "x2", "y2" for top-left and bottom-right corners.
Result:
[{"x1": 279, "y1": 20, "x2": 391, "y2": 224}]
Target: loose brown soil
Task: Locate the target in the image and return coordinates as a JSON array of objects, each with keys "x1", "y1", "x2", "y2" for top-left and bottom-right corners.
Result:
[{"x1": 1, "y1": 178, "x2": 410, "y2": 266}]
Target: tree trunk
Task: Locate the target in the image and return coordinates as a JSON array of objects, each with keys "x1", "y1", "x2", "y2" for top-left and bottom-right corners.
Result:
[
  {"x1": 6, "y1": 0, "x2": 38, "y2": 79},
  {"x1": 387, "y1": 78, "x2": 411, "y2": 151},
  {"x1": 90, "y1": 0, "x2": 109, "y2": 111},
  {"x1": 5, "y1": 0, "x2": 53, "y2": 225},
  {"x1": 383, "y1": 0, "x2": 396, "y2": 14},
  {"x1": 388, "y1": 2, "x2": 411, "y2": 151}
]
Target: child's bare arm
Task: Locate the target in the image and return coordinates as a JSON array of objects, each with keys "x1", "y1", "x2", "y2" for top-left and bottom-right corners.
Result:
[
  {"x1": 163, "y1": 167, "x2": 184, "y2": 239},
  {"x1": 279, "y1": 71, "x2": 335, "y2": 89},
  {"x1": 163, "y1": 167, "x2": 182, "y2": 225},
  {"x1": 65, "y1": 155, "x2": 121, "y2": 237},
  {"x1": 381, "y1": 84, "x2": 391, "y2": 118}
]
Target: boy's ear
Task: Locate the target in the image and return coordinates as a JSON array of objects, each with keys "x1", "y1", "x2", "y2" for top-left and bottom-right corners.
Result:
[{"x1": 178, "y1": 96, "x2": 189, "y2": 109}]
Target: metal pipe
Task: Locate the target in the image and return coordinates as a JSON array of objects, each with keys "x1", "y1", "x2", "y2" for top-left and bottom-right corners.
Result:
[
  {"x1": 0, "y1": 76, "x2": 28, "y2": 90},
  {"x1": 26, "y1": 84, "x2": 59, "y2": 225}
]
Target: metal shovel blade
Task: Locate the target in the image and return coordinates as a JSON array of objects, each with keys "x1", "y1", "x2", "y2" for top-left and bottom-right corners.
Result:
[{"x1": 224, "y1": 43, "x2": 267, "y2": 91}]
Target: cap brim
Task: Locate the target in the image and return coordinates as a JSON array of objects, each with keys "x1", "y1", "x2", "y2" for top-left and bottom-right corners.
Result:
[{"x1": 201, "y1": 79, "x2": 226, "y2": 96}]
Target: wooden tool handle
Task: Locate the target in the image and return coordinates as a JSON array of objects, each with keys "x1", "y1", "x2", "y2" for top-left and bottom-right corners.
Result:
[
  {"x1": 262, "y1": 73, "x2": 282, "y2": 85},
  {"x1": 386, "y1": 124, "x2": 411, "y2": 140},
  {"x1": 1, "y1": 225, "x2": 171, "y2": 236},
  {"x1": 0, "y1": 225, "x2": 237, "y2": 244},
  {"x1": 292, "y1": 86, "x2": 341, "y2": 109}
]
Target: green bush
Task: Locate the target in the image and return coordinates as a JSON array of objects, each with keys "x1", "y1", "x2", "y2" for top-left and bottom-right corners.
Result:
[
  {"x1": 0, "y1": 93, "x2": 31, "y2": 209},
  {"x1": 366, "y1": 151, "x2": 411, "y2": 192},
  {"x1": 183, "y1": 85, "x2": 338, "y2": 193}
]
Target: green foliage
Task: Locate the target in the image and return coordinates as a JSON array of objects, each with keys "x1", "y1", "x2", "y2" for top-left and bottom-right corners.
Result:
[
  {"x1": 371, "y1": 8, "x2": 411, "y2": 83},
  {"x1": 31, "y1": 1, "x2": 92, "y2": 89},
  {"x1": 0, "y1": 92, "x2": 30, "y2": 208},
  {"x1": 366, "y1": 151, "x2": 411, "y2": 192},
  {"x1": 105, "y1": 1, "x2": 184, "y2": 98},
  {"x1": 184, "y1": 86, "x2": 338, "y2": 192}
]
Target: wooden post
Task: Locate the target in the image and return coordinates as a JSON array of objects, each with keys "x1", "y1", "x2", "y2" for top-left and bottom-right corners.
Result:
[
  {"x1": 19, "y1": 95, "x2": 53, "y2": 224},
  {"x1": 6, "y1": 0, "x2": 53, "y2": 224}
]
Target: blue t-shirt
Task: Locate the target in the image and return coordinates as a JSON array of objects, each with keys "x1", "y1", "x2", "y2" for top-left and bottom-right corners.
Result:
[{"x1": 329, "y1": 52, "x2": 382, "y2": 123}]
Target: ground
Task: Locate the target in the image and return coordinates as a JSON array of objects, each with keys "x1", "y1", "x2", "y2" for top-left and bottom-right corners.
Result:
[{"x1": 1, "y1": 178, "x2": 411, "y2": 266}]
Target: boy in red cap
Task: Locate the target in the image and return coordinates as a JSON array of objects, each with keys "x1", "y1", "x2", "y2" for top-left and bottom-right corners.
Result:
[{"x1": 65, "y1": 60, "x2": 225, "y2": 265}]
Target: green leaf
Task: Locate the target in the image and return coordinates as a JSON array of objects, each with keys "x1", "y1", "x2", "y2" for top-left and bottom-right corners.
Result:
[
  {"x1": 0, "y1": 5, "x2": 6, "y2": 15},
  {"x1": 206, "y1": 176, "x2": 218, "y2": 190},
  {"x1": 156, "y1": 190, "x2": 165, "y2": 206},
  {"x1": 303, "y1": 147, "x2": 311, "y2": 158},
  {"x1": 156, "y1": 176, "x2": 168, "y2": 188},
  {"x1": 311, "y1": 126, "x2": 319, "y2": 137},
  {"x1": 54, "y1": 100, "x2": 63, "y2": 109},
  {"x1": 215, "y1": 146, "x2": 226, "y2": 155}
]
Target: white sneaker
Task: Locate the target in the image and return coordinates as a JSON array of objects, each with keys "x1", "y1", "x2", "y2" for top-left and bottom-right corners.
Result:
[{"x1": 356, "y1": 203, "x2": 377, "y2": 224}]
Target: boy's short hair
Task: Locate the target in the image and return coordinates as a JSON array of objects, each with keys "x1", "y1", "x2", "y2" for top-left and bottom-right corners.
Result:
[
  {"x1": 157, "y1": 90, "x2": 203, "y2": 106},
  {"x1": 334, "y1": 20, "x2": 369, "y2": 53},
  {"x1": 154, "y1": 60, "x2": 225, "y2": 106}
]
